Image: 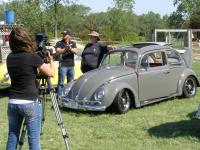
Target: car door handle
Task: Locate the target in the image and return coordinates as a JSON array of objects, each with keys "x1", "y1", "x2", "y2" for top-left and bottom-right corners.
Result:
[{"x1": 163, "y1": 71, "x2": 170, "y2": 74}]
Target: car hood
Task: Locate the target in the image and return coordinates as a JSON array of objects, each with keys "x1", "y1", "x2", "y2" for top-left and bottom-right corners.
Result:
[
  {"x1": 0, "y1": 63, "x2": 10, "y2": 84},
  {"x1": 68, "y1": 66, "x2": 135, "y2": 100}
]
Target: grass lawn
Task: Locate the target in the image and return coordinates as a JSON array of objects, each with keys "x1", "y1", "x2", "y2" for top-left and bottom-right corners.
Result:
[{"x1": 1, "y1": 62, "x2": 200, "y2": 150}]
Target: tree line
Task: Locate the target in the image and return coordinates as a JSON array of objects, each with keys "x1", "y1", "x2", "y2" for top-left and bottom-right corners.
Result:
[{"x1": 0, "y1": 0, "x2": 199, "y2": 42}]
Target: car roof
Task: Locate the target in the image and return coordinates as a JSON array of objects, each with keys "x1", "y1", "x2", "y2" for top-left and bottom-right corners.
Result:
[
  {"x1": 132, "y1": 42, "x2": 170, "y2": 47},
  {"x1": 112, "y1": 44, "x2": 171, "y2": 55}
]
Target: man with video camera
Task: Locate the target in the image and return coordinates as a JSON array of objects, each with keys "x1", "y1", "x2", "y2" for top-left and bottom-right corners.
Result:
[
  {"x1": 56, "y1": 30, "x2": 77, "y2": 98},
  {"x1": 6, "y1": 27, "x2": 55, "y2": 150}
]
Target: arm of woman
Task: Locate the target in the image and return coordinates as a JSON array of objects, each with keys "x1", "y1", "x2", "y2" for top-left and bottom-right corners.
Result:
[{"x1": 38, "y1": 52, "x2": 55, "y2": 77}]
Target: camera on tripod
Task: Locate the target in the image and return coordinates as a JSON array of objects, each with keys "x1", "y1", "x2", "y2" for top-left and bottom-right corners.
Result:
[{"x1": 35, "y1": 32, "x2": 54, "y2": 63}]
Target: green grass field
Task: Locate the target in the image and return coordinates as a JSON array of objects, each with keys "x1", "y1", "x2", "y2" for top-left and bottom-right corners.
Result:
[{"x1": 1, "y1": 62, "x2": 200, "y2": 150}]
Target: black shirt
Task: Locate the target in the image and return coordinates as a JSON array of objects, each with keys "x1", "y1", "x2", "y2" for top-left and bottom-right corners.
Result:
[
  {"x1": 81, "y1": 42, "x2": 108, "y2": 73},
  {"x1": 7, "y1": 52, "x2": 44, "y2": 100},
  {"x1": 56, "y1": 40, "x2": 77, "y2": 67}
]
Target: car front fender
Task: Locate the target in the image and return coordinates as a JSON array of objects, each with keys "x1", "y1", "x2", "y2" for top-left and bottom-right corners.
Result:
[{"x1": 102, "y1": 81, "x2": 139, "y2": 108}]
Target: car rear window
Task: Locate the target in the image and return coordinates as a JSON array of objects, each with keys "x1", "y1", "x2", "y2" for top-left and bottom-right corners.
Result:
[{"x1": 140, "y1": 51, "x2": 167, "y2": 68}]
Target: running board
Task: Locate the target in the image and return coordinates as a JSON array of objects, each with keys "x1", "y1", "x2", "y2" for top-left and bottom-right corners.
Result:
[{"x1": 140, "y1": 94, "x2": 177, "y2": 106}]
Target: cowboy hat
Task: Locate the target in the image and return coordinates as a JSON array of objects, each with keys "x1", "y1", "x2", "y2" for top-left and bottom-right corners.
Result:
[{"x1": 88, "y1": 31, "x2": 100, "y2": 40}]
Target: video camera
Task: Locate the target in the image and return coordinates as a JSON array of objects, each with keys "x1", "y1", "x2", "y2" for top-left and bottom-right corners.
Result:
[{"x1": 35, "y1": 32, "x2": 54, "y2": 63}]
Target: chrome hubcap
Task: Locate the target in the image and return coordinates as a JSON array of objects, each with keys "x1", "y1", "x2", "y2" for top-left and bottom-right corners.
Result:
[
  {"x1": 119, "y1": 90, "x2": 130, "y2": 110},
  {"x1": 185, "y1": 78, "x2": 196, "y2": 95}
]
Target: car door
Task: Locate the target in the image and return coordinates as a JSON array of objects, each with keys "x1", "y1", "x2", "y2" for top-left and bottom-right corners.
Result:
[{"x1": 138, "y1": 51, "x2": 172, "y2": 101}]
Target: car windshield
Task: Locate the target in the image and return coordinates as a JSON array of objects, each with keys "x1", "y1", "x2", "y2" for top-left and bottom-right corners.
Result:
[{"x1": 101, "y1": 51, "x2": 138, "y2": 68}]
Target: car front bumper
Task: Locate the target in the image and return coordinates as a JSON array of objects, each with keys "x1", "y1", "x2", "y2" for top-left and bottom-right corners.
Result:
[{"x1": 60, "y1": 97, "x2": 106, "y2": 111}]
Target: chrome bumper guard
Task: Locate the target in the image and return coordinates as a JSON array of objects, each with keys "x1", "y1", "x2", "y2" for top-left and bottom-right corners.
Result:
[{"x1": 60, "y1": 97, "x2": 106, "y2": 111}]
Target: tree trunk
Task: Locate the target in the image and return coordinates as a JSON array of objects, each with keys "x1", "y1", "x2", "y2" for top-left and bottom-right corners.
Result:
[{"x1": 54, "y1": 0, "x2": 58, "y2": 39}]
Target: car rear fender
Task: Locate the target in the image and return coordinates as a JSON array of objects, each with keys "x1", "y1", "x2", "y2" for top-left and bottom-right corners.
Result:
[
  {"x1": 177, "y1": 69, "x2": 200, "y2": 95},
  {"x1": 104, "y1": 81, "x2": 139, "y2": 108}
]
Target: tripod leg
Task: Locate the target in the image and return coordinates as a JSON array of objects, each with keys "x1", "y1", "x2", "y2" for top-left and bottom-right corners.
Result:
[
  {"x1": 40, "y1": 93, "x2": 46, "y2": 135},
  {"x1": 38, "y1": 78, "x2": 47, "y2": 135},
  {"x1": 47, "y1": 78, "x2": 70, "y2": 150},
  {"x1": 50, "y1": 91, "x2": 70, "y2": 150},
  {"x1": 18, "y1": 121, "x2": 26, "y2": 150}
]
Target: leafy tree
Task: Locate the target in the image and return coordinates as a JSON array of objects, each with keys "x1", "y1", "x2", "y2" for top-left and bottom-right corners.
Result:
[
  {"x1": 173, "y1": 0, "x2": 197, "y2": 18},
  {"x1": 6, "y1": 0, "x2": 42, "y2": 34},
  {"x1": 138, "y1": 11, "x2": 168, "y2": 41},
  {"x1": 103, "y1": 0, "x2": 136, "y2": 41},
  {"x1": 0, "y1": 3, "x2": 5, "y2": 21},
  {"x1": 1, "y1": 0, "x2": 169, "y2": 42},
  {"x1": 190, "y1": 11, "x2": 200, "y2": 29},
  {"x1": 167, "y1": 11, "x2": 187, "y2": 28},
  {"x1": 106, "y1": 9, "x2": 138, "y2": 41},
  {"x1": 42, "y1": 0, "x2": 70, "y2": 38},
  {"x1": 113, "y1": 0, "x2": 135, "y2": 12},
  {"x1": 42, "y1": 3, "x2": 90, "y2": 38},
  {"x1": 173, "y1": 0, "x2": 200, "y2": 28},
  {"x1": 62, "y1": 4, "x2": 90, "y2": 37}
]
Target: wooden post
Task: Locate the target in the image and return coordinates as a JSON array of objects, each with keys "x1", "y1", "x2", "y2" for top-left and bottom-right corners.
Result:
[
  {"x1": 188, "y1": 29, "x2": 192, "y2": 49},
  {"x1": 154, "y1": 30, "x2": 157, "y2": 42}
]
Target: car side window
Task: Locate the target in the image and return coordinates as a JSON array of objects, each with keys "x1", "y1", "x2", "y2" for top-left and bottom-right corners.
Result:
[
  {"x1": 125, "y1": 52, "x2": 137, "y2": 68},
  {"x1": 166, "y1": 50, "x2": 183, "y2": 66},
  {"x1": 102, "y1": 52, "x2": 122, "y2": 66},
  {"x1": 140, "y1": 51, "x2": 167, "y2": 68}
]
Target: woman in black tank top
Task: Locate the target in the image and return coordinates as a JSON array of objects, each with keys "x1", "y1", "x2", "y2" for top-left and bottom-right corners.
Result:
[{"x1": 6, "y1": 27, "x2": 55, "y2": 150}]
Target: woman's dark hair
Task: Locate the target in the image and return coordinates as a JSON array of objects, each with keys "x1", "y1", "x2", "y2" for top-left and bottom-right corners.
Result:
[{"x1": 9, "y1": 27, "x2": 37, "y2": 53}]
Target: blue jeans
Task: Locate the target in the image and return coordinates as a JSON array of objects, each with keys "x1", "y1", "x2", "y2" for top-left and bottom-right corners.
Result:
[
  {"x1": 57, "y1": 66, "x2": 74, "y2": 97},
  {"x1": 6, "y1": 101, "x2": 41, "y2": 150}
]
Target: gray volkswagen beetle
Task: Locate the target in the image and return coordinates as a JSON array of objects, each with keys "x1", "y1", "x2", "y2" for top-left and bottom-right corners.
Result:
[{"x1": 60, "y1": 44, "x2": 199, "y2": 114}]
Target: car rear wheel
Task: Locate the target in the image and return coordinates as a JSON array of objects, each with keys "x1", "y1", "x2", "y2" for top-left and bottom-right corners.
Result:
[
  {"x1": 112, "y1": 89, "x2": 131, "y2": 114},
  {"x1": 182, "y1": 76, "x2": 197, "y2": 98}
]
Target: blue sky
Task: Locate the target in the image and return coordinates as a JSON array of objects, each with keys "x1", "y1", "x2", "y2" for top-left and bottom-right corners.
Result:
[{"x1": 77, "y1": 0, "x2": 177, "y2": 16}]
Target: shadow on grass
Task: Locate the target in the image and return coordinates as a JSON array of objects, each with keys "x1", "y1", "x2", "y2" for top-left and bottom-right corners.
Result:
[{"x1": 148, "y1": 111, "x2": 200, "y2": 140}]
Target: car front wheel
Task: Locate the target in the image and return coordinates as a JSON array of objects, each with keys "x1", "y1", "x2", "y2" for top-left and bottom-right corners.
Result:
[
  {"x1": 112, "y1": 89, "x2": 131, "y2": 114},
  {"x1": 182, "y1": 76, "x2": 197, "y2": 98}
]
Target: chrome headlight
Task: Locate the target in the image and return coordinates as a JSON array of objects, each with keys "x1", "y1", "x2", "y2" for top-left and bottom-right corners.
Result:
[
  {"x1": 62, "y1": 80, "x2": 75, "y2": 97},
  {"x1": 94, "y1": 86, "x2": 105, "y2": 101},
  {"x1": 4, "y1": 73, "x2": 10, "y2": 81},
  {"x1": 62, "y1": 86, "x2": 71, "y2": 96}
]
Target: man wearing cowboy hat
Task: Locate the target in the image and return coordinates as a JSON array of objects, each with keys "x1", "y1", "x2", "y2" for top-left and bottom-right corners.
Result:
[
  {"x1": 81, "y1": 31, "x2": 108, "y2": 73},
  {"x1": 56, "y1": 30, "x2": 77, "y2": 98}
]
